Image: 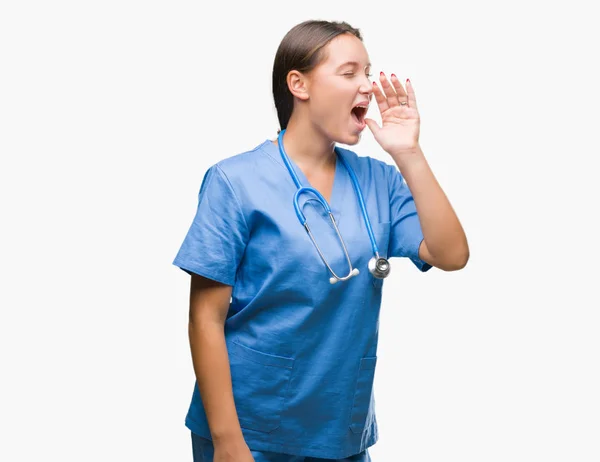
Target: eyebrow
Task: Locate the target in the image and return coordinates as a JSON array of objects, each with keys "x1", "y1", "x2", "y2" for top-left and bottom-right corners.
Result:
[{"x1": 336, "y1": 61, "x2": 371, "y2": 70}]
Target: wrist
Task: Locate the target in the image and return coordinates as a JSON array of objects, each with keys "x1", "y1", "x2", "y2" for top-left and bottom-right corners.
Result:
[
  {"x1": 390, "y1": 145, "x2": 426, "y2": 170},
  {"x1": 211, "y1": 427, "x2": 245, "y2": 446}
]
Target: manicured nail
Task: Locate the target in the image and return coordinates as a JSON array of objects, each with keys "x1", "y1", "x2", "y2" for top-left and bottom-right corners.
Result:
[
  {"x1": 380, "y1": 71, "x2": 384, "y2": 76},
  {"x1": 391, "y1": 73, "x2": 396, "y2": 79},
  {"x1": 406, "y1": 78, "x2": 410, "y2": 83}
]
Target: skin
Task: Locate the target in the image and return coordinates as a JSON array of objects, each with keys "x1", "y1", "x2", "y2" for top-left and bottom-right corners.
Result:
[
  {"x1": 273, "y1": 32, "x2": 376, "y2": 199},
  {"x1": 188, "y1": 32, "x2": 470, "y2": 462},
  {"x1": 188, "y1": 276, "x2": 254, "y2": 461},
  {"x1": 278, "y1": 32, "x2": 469, "y2": 271}
]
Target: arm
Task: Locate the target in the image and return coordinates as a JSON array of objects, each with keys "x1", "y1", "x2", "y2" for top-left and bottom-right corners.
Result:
[
  {"x1": 367, "y1": 74, "x2": 469, "y2": 271},
  {"x1": 393, "y1": 147, "x2": 469, "y2": 271},
  {"x1": 188, "y1": 273, "x2": 246, "y2": 447}
]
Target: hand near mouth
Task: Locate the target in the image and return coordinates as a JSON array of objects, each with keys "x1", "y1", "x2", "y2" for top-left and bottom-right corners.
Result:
[{"x1": 365, "y1": 73, "x2": 421, "y2": 158}]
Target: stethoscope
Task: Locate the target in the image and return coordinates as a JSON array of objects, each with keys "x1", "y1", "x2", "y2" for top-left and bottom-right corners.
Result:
[{"x1": 277, "y1": 129, "x2": 391, "y2": 284}]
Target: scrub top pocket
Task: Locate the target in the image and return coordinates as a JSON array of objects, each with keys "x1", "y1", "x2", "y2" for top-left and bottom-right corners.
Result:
[
  {"x1": 349, "y1": 356, "x2": 378, "y2": 434},
  {"x1": 228, "y1": 340, "x2": 295, "y2": 433}
]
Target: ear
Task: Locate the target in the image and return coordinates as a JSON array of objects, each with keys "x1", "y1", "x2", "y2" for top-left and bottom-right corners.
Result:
[{"x1": 287, "y1": 70, "x2": 310, "y2": 101}]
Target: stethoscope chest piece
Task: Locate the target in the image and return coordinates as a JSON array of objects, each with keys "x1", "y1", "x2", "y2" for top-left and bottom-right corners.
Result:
[{"x1": 368, "y1": 256, "x2": 391, "y2": 279}]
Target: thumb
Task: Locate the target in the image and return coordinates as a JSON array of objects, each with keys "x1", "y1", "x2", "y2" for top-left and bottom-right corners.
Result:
[{"x1": 364, "y1": 118, "x2": 380, "y2": 137}]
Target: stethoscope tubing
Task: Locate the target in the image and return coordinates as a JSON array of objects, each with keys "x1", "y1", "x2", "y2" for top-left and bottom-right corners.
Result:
[{"x1": 277, "y1": 129, "x2": 380, "y2": 258}]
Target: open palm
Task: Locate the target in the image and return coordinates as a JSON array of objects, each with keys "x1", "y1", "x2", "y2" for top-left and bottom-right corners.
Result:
[{"x1": 365, "y1": 73, "x2": 420, "y2": 156}]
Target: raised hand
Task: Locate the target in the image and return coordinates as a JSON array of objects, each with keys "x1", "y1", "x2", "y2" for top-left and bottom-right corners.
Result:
[{"x1": 365, "y1": 72, "x2": 421, "y2": 159}]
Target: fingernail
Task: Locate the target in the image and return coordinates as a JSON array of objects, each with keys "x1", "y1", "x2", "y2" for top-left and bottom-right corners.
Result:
[
  {"x1": 391, "y1": 73, "x2": 396, "y2": 79},
  {"x1": 380, "y1": 71, "x2": 384, "y2": 77},
  {"x1": 406, "y1": 78, "x2": 410, "y2": 83}
]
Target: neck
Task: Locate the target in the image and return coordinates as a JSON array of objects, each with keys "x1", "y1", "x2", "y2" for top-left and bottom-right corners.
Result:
[{"x1": 273, "y1": 115, "x2": 336, "y2": 172}]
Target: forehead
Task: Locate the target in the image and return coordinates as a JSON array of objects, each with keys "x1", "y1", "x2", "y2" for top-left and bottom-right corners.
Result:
[{"x1": 318, "y1": 33, "x2": 370, "y2": 69}]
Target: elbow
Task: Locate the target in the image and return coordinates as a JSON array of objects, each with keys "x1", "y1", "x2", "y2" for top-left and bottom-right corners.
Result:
[
  {"x1": 438, "y1": 247, "x2": 470, "y2": 271},
  {"x1": 450, "y1": 253, "x2": 469, "y2": 271}
]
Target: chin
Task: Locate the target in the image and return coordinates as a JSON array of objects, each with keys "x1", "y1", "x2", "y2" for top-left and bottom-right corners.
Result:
[
  {"x1": 346, "y1": 133, "x2": 362, "y2": 145},
  {"x1": 320, "y1": 124, "x2": 363, "y2": 146},
  {"x1": 337, "y1": 131, "x2": 362, "y2": 146}
]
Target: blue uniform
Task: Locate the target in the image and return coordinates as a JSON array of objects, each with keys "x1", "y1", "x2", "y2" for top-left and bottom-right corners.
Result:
[
  {"x1": 173, "y1": 139, "x2": 431, "y2": 459},
  {"x1": 191, "y1": 431, "x2": 371, "y2": 461}
]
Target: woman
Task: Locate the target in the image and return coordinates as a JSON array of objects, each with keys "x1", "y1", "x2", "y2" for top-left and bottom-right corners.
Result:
[{"x1": 173, "y1": 19, "x2": 469, "y2": 462}]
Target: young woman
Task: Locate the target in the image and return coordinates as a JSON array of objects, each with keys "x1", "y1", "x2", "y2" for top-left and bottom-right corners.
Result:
[{"x1": 173, "y1": 19, "x2": 469, "y2": 462}]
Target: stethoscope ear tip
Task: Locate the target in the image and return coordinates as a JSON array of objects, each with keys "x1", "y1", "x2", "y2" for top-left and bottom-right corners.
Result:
[
  {"x1": 329, "y1": 277, "x2": 338, "y2": 285},
  {"x1": 351, "y1": 268, "x2": 360, "y2": 276}
]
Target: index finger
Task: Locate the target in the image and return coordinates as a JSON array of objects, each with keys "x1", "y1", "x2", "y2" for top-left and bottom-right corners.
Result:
[{"x1": 372, "y1": 81, "x2": 389, "y2": 113}]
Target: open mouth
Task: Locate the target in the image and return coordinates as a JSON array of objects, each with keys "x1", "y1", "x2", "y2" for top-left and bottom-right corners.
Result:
[{"x1": 351, "y1": 105, "x2": 368, "y2": 127}]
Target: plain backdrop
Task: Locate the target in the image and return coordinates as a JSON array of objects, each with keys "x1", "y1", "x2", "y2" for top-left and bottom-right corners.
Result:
[{"x1": 1, "y1": 1, "x2": 599, "y2": 461}]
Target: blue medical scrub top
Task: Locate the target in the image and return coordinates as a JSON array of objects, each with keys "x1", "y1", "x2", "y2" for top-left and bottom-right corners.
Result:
[{"x1": 173, "y1": 139, "x2": 431, "y2": 459}]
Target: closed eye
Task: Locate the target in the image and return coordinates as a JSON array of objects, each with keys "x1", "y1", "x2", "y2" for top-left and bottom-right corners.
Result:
[{"x1": 343, "y1": 72, "x2": 373, "y2": 78}]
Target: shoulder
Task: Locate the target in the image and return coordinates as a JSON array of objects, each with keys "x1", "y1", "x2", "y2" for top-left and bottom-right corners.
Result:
[
  {"x1": 335, "y1": 145, "x2": 397, "y2": 183},
  {"x1": 211, "y1": 139, "x2": 272, "y2": 175},
  {"x1": 198, "y1": 139, "x2": 276, "y2": 191}
]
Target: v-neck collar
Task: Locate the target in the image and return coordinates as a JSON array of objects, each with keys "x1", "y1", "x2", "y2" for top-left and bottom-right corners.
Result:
[{"x1": 260, "y1": 139, "x2": 348, "y2": 226}]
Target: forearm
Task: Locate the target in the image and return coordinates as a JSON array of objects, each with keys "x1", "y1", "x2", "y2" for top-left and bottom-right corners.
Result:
[
  {"x1": 188, "y1": 320, "x2": 244, "y2": 444},
  {"x1": 392, "y1": 145, "x2": 469, "y2": 266}
]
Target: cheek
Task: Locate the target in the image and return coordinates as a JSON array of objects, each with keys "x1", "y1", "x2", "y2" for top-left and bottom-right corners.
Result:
[{"x1": 312, "y1": 86, "x2": 350, "y2": 123}]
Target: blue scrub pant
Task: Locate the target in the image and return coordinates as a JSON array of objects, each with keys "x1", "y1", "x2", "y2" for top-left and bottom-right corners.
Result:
[{"x1": 191, "y1": 432, "x2": 371, "y2": 462}]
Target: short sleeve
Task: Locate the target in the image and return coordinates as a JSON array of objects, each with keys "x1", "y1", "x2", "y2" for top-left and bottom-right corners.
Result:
[
  {"x1": 387, "y1": 166, "x2": 432, "y2": 272},
  {"x1": 172, "y1": 165, "x2": 249, "y2": 285}
]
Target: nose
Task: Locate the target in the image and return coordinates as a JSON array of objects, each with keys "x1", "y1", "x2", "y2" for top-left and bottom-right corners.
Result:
[{"x1": 359, "y1": 74, "x2": 373, "y2": 99}]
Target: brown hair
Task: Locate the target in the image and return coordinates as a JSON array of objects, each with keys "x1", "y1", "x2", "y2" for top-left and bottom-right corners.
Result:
[{"x1": 272, "y1": 20, "x2": 362, "y2": 132}]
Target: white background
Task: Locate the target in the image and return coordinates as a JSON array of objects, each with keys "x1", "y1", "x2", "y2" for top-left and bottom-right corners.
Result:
[{"x1": 1, "y1": 1, "x2": 599, "y2": 461}]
